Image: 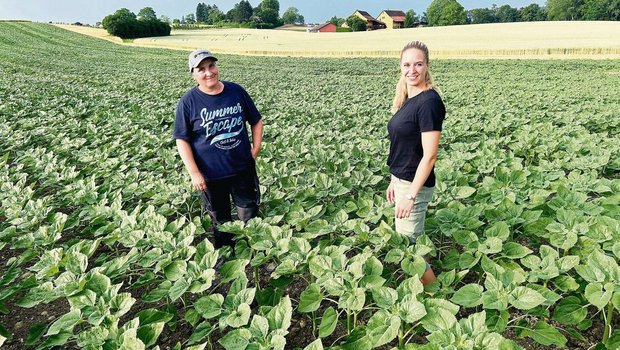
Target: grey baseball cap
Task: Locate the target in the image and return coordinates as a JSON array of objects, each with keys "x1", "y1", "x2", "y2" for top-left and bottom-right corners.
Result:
[{"x1": 188, "y1": 49, "x2": 218, "y2": 72}]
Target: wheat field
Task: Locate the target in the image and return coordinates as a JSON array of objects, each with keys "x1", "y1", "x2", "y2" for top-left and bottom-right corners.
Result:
[{"x1": 58, "y1": 21, "x2": 620, "y2": 59}]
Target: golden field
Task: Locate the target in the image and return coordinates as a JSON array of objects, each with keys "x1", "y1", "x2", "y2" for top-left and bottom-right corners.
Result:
[{"x1": 57, "y1": 21, "x2": 620, "y2": 59}]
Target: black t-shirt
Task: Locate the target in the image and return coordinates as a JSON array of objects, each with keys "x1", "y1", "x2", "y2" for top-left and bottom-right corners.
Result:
[{"x1": 387, "y1": 89, "x2": 445, "y2": 187}]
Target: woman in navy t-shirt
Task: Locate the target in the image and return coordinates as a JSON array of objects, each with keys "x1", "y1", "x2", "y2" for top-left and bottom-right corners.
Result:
[
  {"x1": 174, "y1": 49, "x2": 263, "y2": 250},
  {"x1": 386, "y1": 41, "x2": 445, "y2": 285}
]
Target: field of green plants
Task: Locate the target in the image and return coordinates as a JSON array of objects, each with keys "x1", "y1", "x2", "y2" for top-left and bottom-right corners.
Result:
[{"x1": 0, "y1": 21, "x2": 619, "y2": 350}]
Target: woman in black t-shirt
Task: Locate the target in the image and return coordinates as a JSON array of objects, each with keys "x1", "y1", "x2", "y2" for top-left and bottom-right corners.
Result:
[{"x1": 386, "y1": 41, "x2": 445, "y2": 285}]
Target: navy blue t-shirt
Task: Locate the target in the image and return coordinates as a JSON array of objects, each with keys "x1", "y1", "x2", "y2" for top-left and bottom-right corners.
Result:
[
  {"x1": 174, "y1": 81, "x2": 262, "y2": 181},
  {"x1": 387, "y1": 89, "x2": 445, "y2": 187}
]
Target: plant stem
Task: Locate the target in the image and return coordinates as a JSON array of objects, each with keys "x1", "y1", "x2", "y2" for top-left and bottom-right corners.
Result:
[
  {"x1": 399, "y1": 323, "x2": 404, "y2": 348},
  {"x1": 254, "y1": 266, "x2": 261, "y2": 291},
  {"x1": 603, "y1": 301, "x2": 613, "y2": 344}
]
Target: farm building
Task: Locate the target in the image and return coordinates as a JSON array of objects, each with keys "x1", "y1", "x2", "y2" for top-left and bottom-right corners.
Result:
[
  {"x1": 307, "y1": 22, "x2": 337, "y2": 33},
  {"x1": 377, "y1": 10, "x2": 406, "y2": 29},
  {"x1": 342, "y1": 10, "x2": 386, "y2": 30}
]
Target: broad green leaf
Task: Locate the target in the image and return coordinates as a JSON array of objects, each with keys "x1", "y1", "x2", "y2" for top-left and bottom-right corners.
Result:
[
  {"x1": 367, "y1": 311, "x2": 400, "y2": 347},
  {"x1": 46, "y1": 309, "x2": 81, "y2": 336},
  {"x1": 509, "y1": 287, "x2": 546, "y2": 310},
  {"x1": 188, "y1": 321, "x2": 212, "y2": 345},
  {"x1": 451, "y1": 283, "x2": 483, "y2": 307},
  {"x1": 399, "y1": 295, "x2": 427, "y2": 323},
  {"x1": 552, "y1": 296, "x2": 587, "y2": 325},
  {"x1": 220, "y1": 259, "x2": 249, "y2": 283},
  {"x1": 225, "y1": 303, "x2": 251, "y2": 328},
  {"x1": 26, "y1": 323, "x2": 46, "y2": 345},
  {"x1": 218, "y1": 328, "x2": 251, "y2": 350},
  {"x1": 502, "y1": 242, "x2": 532, "y2": 259},
  {"x1": 136, "y1": 308, "x2": 174, "y2": 326},
  {"x1": 319, "y1": 307, "x2": 338, "y2": 338},
  {"x1": 371, "y1": 286, "x2": 398, "y2": 309},
  {"x1": 298, "y1": 283, "x2": 322, "y2": 313},
  {"x1": 267, "y1": 296, "x2": 292, "y2": 331},
  {"x1": 584, "y1": 283, "x2": 612, "y2": 310},
  {"x1": 522, "y1": 321, "x2": 567, "y2": 347},
  {"x1": 137, "y1": 322, "x2": 165, "y2": 347},
  {"x1": 485, "y1": 221, "x2": 510, "y2": 241},
  {"x1": 341, "y1": 327, "x2": 372, "y2": 350},
  {"x1": 454, "y1": 186, "x2": 476, "y2": 199},
  {"x1": 303, "y1": 339, "x2": 323, "y2": 350},
  {"x1": 164, "y1": 260, "x2": 187, "y2": 281},
  {"x1": 168, "y1": 278, "x2": 190, "y2": 301},
  {"x1": 195, "y1": 294, "x2": 223, "y2": 319}
]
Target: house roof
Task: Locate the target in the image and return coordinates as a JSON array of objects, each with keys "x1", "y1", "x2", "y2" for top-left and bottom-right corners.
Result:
[
  {"x1": 382, "y1": 10, "x2": 406, "y2": 22},
  {"x1": 355, "y1": 10, "x2": 376, "y2": 20},
  {"x1": 309, "y1": 22, "x2": 335, "y2": 31}
]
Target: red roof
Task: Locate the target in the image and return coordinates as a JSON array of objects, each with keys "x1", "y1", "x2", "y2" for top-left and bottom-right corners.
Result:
[{"x1": 383, "y1": 10, "x2": 406, "y2": 22}]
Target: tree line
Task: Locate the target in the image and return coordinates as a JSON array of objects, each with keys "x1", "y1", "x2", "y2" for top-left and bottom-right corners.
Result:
[
  {"x1": 102, "y1": 7, "x2": 170, "y2": 39},
  {"x1": 426, "y1": 0, "x2": 619, "y2": 27}
]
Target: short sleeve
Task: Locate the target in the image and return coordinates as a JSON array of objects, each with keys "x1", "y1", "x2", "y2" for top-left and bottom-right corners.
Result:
[
  {"x1": 239, "y1": 86, "x2": 262, "y2": 125},
  {"x1": 418, "y1": 97, "x2": 445, "y2": 132},
  {"x1": 173, "y1": 96, "x2": 192, "y2": 140}
]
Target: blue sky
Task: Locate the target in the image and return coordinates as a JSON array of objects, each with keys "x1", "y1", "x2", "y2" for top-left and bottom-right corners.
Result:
[{"x1": 2, "y1": 0, "x2": 544, "y2": 25}]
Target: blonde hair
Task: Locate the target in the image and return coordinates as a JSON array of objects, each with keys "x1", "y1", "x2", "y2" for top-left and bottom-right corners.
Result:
[{"x1": 390, "y1": 41, "x2": 435, "y2": 114}]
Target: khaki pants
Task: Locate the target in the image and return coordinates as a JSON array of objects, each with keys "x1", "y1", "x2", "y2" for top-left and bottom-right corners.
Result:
[{"x1": 391, "y1": 175, "x2": 434, "y2": 244}]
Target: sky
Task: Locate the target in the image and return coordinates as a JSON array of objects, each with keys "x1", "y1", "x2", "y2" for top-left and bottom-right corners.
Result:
[{"x1": 1, "y1": 0, "x2": 544, "y2": 25}]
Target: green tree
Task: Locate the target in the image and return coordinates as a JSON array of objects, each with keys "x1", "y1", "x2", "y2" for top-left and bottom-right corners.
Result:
[
  {"x1": 547, "y1": 0, "x2": 583, "y2": 19},
  {"x1": 469, "y1": 8, "x2": 497, "y2": 23},
  {"x1": 519, "y1": 4, "x2": 547, "y2": 21},
  {"x1": 259, "y1": 0, "x2": 280, "y2": 25},
  {"x1": 185, "y1": 13, "x2": 196, "y2": 24},
  {"x1": 159, "y1": 15, "x2": 171, "y2": 24},
  {"x1": 137, "y1": 7, "x2": 157, "y2": 21},
  {"x1": 208, "y1": 5, "x2": 225, "y2": 23},
  {"x1": 328, "y1": 16, "x2": 345, "y2": 26},
  {"x1": 346, "y1": 15, "x2": 367, "y2": 31},
  {"x1": 404, "y1": 9, "x2": 419, "y2": 27},
  {"x1": 282, "y1": 7, "x2": 304, "y2": 24},
  {"x1": 231, "y1": 0, "x2": 253, "y2": 22},
  {"x1": 427, "y1": 0, "x2": 467, "y2": 26},
  {"x1": 496, "y1": 4, "x2": 520, "y2": 21},
  {"x1": 196, "y1": 3, "x2": 209, "y2": 23},
  {"x1": 102, "y1": 8, "x2": 136, "y2": 33}
]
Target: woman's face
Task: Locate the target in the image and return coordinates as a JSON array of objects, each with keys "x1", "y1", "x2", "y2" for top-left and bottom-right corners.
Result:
[
  {"x1": 192, "y1": 58, "x2": 220, "y2": 91},
  {"x1": 400, "y1": 48, "x2": 428, "y2": 90}
]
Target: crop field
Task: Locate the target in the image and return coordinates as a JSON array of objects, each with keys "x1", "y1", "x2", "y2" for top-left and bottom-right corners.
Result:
[
  {"x1": 1, "y1": 21, "x2": 619, "y2": 350},
  {"x1": 57, "y1": 21, "x2": 620, "y2": 59}
]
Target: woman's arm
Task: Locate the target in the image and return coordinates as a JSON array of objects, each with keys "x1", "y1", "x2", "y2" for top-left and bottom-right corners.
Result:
[
  {"x1": 176, "y1": 139, "x2": 207, "y2": 191},
  {"x1": 251, "y1": 119, "x2": 263, "y2": 159}
]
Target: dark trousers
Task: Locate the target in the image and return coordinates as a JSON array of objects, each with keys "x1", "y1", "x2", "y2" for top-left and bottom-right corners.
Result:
[{"x1": 200, "y1": 167, "x2": 260, "y2": 248}]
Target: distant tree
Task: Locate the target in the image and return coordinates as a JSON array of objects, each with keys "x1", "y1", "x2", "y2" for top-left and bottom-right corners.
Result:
[
  {"x1": 496, "y1": 4, "x2": 520, "y2": 21},
  {"x1": 404, "y1": 9, "x2": 419, "y2": 27},
  {"x1": 137, "y1": 7, "x2": 157, "y2": 21},
  {"x1": 196, "y1": 3, "x2": 209, "y2": 23},
  {"x1": 185, "y1": 13, "x2": 196, "y2": 23},
  {"x1": 259, "y1": 0, "x2": 281, "y2": 25},
  {"x1": 420, "y1": 12, "x2": 429, "y2": 23},
  {"x1": 519, "y1": 3, "x2": 547, "y2": 21},
  {"x1": 579, "y1": 0, "x2": 619, "y2": 19},
  {"x1": 231, "y1": 0, "x2": 253, "y2": 22},
  {"x1": 208, "y1": 6, "x2": 225, "y2": 23},
  {"x1": 173, "y1": 18, "x2": 181, "y2": 25},
  {"x1": 102, "y1": 7, "x2": 170, "y2": 39},
  {"x1": 282, "y1": 7, "x2": 304, "y2": 24},
  {"x1": 328, "y1": 16, "x2": 345, "y2": 26},
  {"x1": 159, "y1": 15, "x2": 171, "y2": 24},
  {"x1": 547, "y1": 0, "x2": 582, "y2": 19},
  {"x1": 346, "y1": 15, "x2": 367, "y2": 31},
  {"x1": 468, "y1": 8, "x2": 497, "y2": 23},
  {"x1": 427, "y1": 0, "x2": 467, "y2": 26}
]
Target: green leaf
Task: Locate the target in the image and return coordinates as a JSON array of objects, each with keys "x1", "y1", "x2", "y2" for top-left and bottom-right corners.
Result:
[
  {"x1": 164, "y1": 260, "x2": 187, "y2": 281},
  {"x1": 584, "y1": 283, "x2": 612, "y2": 310},
  {"x1": 502, "y1": 242, "x2": 532, "y2": 259},
  {"x1": 46, "y1": 309, "x2": 81, "y2": 336},
  {"x1": 485, "y1": 221, "x2": 510, "y2": 241},
  {"x1": 341, "y1": 327, "x2": 372, "y2": 350},
  {"x1": 26, "y1": 323, "x2": 46, "y2": 345},
  {"x1": 218, "y1": 328, "x2": 251, "y2": 350},
  {"x1": 168, "y1": 278, "x2": 190, "y2": 301},
  {"x1": 367, "y1": 312, "x2": 400, "y2": 347},
  {"x1": 450, "y1": 283, "x2": 483, "y2": 307},
  {"x1": 371, "y1": 286, "x2": 398, "y2": 309},
  {"x1": 267, "y1": 295, "x2": 292, "y2": 331},
  {"x1": 319, "y1": 307, "x2": 338, "y2": 338},
  {"x1": 137, "y1": 322, "x2": 165, "y2": 347},
  {"x1": 195, "y1": 294, "x2": 223, "y2": 319},
  {"x1": 522, "y1": 321, "x2": 567, "y2": 347},
  {"x1": 136, "y1": 308, "x2": 174, "y2": 326},
  {"x1": 188, "y1": 321, "x2": 212, "y2": 345},
  {"x1": 36, "y1": 332, "x2": 71, "y2": 350},
  {"x1": 225, "y1": 303, "x2": 251, "y2": 328},
  {"x1": 220, "y1": 259, "x2": 249, "y2": 283},
  {"x1": 298, "y1": 283, "x2": 322, "y2": 313},
  {"x1": 552, "y1": 296, "x2": 587, "y2": 325},
  {"x1": 303, "y1": 338, "x2": 323, "y2": 350},
  {"x1": 485, "y1": 309, "x2": 509, "y2": 333},
  {"x1": 454, "y1": 186, "x2": 476, "y2": 199},
  {"x1": 509, "y1": 287, "x2": 546, "y2": 310},
  {"x1": 398, "y1": 295, "x2": 427, "y2": 323}
]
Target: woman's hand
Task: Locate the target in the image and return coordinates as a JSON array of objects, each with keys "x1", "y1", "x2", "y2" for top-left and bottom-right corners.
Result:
[
  {"x1": 190, "y1": 171, "x2": 207, "y2": 191},
  {"x1": 395, "y1": 198, "x2": 414, "y2": 219},
  {"x1": 386, "y1": 182, "x2": 395, "y2": 204}
]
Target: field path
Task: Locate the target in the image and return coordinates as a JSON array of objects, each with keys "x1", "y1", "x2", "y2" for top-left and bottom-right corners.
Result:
[{"x1": 59, "y1": 21, "x2": 620, "y2": 59}]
